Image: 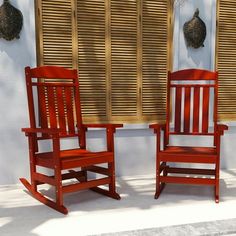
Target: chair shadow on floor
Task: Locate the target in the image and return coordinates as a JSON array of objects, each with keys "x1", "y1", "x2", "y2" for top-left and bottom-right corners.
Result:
[{"x1": 1, "y1": 173, "x2": 236, "y2": 236}]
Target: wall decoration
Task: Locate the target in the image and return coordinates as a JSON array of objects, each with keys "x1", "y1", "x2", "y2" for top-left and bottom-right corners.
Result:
[
  {"x1": 183, "y1": 8, "x2": 206, "y2": 48},
  {"x1": 0, "y1": 0, "x2": 23, "y2": 41}
]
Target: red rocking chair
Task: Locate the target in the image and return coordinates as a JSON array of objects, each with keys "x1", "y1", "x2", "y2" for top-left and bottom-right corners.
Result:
[
  {"x1": 149, "y1": 69, "x2": 228, "y2": 202},
  {"x1": 20, "y1": 66, "x2": 123, "y2": 214}
]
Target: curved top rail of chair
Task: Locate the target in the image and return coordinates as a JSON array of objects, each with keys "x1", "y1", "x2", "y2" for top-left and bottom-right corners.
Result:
[
  {"x1": 25, "y1": 66, "x2": 78, "y2": 79},
  {"x1": 169, "y1": 69, "x2": 217, "y2": 81}
]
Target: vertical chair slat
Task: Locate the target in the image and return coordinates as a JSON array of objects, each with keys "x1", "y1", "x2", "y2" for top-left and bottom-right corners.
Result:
[
  {"x1": 193, "y1": 87, "x2": 200, "y2": 133},
  {"x1": 47, "y1": 86, "x2": 57, "y2": 128},
  {"x1": 202, "y1": 87, "x2": 210, "y2": 133},
  {"x1": 56, "y1": 87, "x2": 67, "y2": 134},
  {"x1": 38, "y1": 86, "x2": 48, "y2": 129},
  {"x1": 65, "y1": 87, "x2": 75, "y2": 134},
  {"x1": 174, "y1": 87, "x2": 182, "y2": 133},
  {"x1": 184, "y1": 87, "x2": 191, "y2": 133}
]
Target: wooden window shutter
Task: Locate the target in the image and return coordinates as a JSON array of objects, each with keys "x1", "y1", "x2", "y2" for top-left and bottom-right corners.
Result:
[
  {"x1": 77, "y1": 0, "x2": 107, "y2": 122},
  {"x1": 217, "y1": 0, "x2": 236, "y2": 121},
  {"x1": 110, "y1": 0, "x2": 138, "y2": 122},
  {"x1": 141, "y1": 0, "x2": 168, "y2": 122},
  {"x1": 110, "y1": 0, "x2": 169, "y2": 123},
  {"x1": 36, "y1": 0, "x2": 74, "y2": 68},
  {"x1": 36, "y1": 0, "x2": 170, "y2": 124}
]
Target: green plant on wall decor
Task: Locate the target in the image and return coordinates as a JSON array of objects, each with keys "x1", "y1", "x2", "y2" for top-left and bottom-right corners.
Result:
[{"x1": 0, "y1": 0, "x2": 23, "y2": 40}]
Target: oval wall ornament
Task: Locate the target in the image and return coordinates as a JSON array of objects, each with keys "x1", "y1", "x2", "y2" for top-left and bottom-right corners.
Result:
[
  {"x1": 183, "y1": 8, "x2": 206, "y2": 49},
  {"x1": 0, "y1": 0, "x2": 23, "y2": 41}
]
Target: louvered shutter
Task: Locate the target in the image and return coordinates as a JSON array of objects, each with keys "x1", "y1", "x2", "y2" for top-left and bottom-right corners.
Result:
[
  {"x1": 217, "y1": 0, "x2": 236, "y2": 120},
  {"x1": 37, "y1": 0, "x2": 74, "y2": 68},
  {"x1": 110, "y1": 0, "x2": 138, "y2": 122},
  {"x1": 77, "y1": 0, "x2": 107, "y2": 121},
  {"x1": 142, "y1": 0, "x2": 168, "y2": 122},
  {"x1": 36, "y1": 0, "x2": 170, "y2": 124}
]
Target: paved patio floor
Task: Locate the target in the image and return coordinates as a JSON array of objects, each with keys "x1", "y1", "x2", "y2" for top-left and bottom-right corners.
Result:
[{"x1": 1, "y1": 169, "x2": 236, "y2": 236}]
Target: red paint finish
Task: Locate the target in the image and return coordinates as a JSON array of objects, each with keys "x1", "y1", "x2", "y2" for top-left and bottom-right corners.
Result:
[
  {"x1": 202, "y1": 87, "x2": 210, "y2": 133},
  {"x1": 193, "y1": 87, "x2": 200, "y2": 133},
  {"x1": 21, "y1": 66, "x2": 123, "y2": 214},
  {"x1": 184, "y1": 87, "x2": 191, "y2": 133},
  {"x1": 174, "y1": 87, "x2": 182, "y2": 133},
  {"x1": 149, "y1": 69, "x2": 228, "y2": 202}
]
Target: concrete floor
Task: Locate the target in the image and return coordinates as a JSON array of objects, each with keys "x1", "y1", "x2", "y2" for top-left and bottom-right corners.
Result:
[{"x1": 1, "y1": 170, "x2": 236, "y2": 236}]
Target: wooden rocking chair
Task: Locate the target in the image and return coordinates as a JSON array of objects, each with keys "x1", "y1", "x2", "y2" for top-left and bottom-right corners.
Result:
[
  {"x1": 20, "y1": 66, "x2": 123, "y2": 214},
  {"x1": 149, "y1": 69, "x2": 228, "y2": 202}
]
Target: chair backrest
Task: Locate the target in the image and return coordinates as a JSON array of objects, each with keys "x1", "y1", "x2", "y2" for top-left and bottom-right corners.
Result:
[
  {"x1": 25, "y1": 66, "x2": 83, "y2": 138},
  {"x1": 166, "y1": 69, "x2": 218, "y2": 138}
]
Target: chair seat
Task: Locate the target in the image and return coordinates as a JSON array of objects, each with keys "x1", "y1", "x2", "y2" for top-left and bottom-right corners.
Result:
[
  {"x1": 162, "y1": 146, "x2": 216, "y2": 154},
  {"x1": 36, "y1": 149, "x2": 113, "y2": 169},
  {"x1": 159, "y1": 146, "x2": 217, "y2": 163}
]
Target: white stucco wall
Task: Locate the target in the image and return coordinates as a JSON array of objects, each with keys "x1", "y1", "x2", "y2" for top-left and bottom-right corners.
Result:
[
  {"x1": 0, "y1": 0, "x2": 235, "y2": 185},
  {"x1": 173, "y1": 0, "x2": 216, "y2": 71},
  {"x1": 0, "y1": 0, "x2": 36, "y2": 184}
]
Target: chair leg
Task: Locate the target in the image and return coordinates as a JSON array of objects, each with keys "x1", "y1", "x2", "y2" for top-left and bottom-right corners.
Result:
[
  {"x1": 69, "y1": 166, "x2": 120, "y2": 200},
  {"x1": 161, "y1": 163, "x2": 167, "y2": 192},
  {"x1": 91, "y1": 186, "x2": 120, "y2": 200},
  {"x1": 75, "y1": 165, "x2": 121, "y2": 200},
  {"x1": 29, "y1": 155, "x2": 37, "y2": 193},
  {"x1": 90, "y1": 162, "x2": 121, "y2": 200},
  {"x1": 55, "y1": 168, "x2": 63, "y2": 207},
  {"x1": 155, "y1": 161, "x2": 167, "y2": 199},
  {"x1": 215, "y1": 171, "x2": 220, "y2": 203},
  {"x1": 20, "y1": 178, "x2": 68, "y2": 214},
  {"x1": 155, "y1": 158, "x2": 161, "y2": 199},
  {"x1": 69, "y1": 162, "x2": 121, "y2": 200},
  {"x1": 215, "y1": 182, "x2": 219, "y2": 203},
  {"x1": 108, "y1": 162, "x2": 121, "y2": 199},
  {"x1": 81, "y1": 167, "x2": 88, "y2": 182},
  {"x1": 215, "y1": 157, "x2": 220, "y2": 203}
]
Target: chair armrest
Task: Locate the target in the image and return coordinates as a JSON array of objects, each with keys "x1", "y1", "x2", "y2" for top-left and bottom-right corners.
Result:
[
  {"x1": 83, "y1": 124, "x2": 123, "y2": 152},
  {"x1": 22, "y1": 128, "x2": 62, "y2": 154},
  {"x1": 149, "y1": 123, "x2": 166, "y2": 132},
  {"x1": 216, "y1": 124, "x2": 228, "y2": 136},
  {"x1": 22, "y1": 128, "x2": 62, "y2": 135},
  {"x1": 83, "y1": 124, "x2": 123, "y2": 130},
  {"x1": 149, "y1": 123, "x2": 167, "y2": 151}
]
